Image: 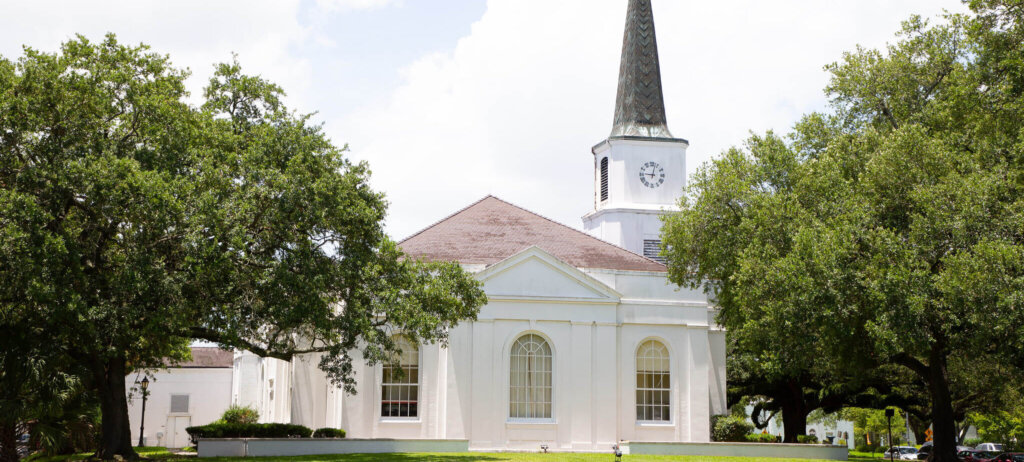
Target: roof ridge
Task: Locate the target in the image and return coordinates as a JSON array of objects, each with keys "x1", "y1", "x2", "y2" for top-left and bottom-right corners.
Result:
[
  {"x1": 483, "y1": 196, "x2": 667, "y2": 268},
  {"x1": 397, "y1": 195, "x2": 497, "y2": 244}
]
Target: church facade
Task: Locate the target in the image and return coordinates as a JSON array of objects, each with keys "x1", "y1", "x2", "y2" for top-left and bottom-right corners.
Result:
[{"x1": 233, "y1": 0, "x2": 727, "y2": 451}]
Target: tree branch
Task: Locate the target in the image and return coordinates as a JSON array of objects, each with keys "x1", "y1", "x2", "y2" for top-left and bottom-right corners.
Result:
[{"x1": 892, "y1": 352, "x2": 930, "y2": 377}]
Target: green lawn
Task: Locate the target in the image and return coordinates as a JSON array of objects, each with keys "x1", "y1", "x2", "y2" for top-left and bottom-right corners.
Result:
[{"x1": 25, "y1": 446, "x2": 884, "y2": 462}]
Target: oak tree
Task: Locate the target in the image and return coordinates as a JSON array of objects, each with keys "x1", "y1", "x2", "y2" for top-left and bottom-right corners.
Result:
[{"x1": 0, "y1": 36, "x2": 486, "y2": 460}]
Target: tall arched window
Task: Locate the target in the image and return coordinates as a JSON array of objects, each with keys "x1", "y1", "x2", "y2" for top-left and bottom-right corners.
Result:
[
  {"x1": 381, "y1": 336, "x2": 418, "y2": 417},
  {"x1": 509, "y1": 334, "x2": 552, "y2": 419},
  {"x1": 600, "y1": 157, "x2": 609, "y2": 202},
  {"x1": 636, "y1": 339, "x2": 670, "y2": 422}
]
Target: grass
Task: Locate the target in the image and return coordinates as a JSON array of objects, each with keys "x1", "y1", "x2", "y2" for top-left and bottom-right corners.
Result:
[
  {"x1": 24, "y1": 447, "x2": 879, "y2": 462},
  {"x1": 847, "y1": 451, "x2": 886, "y2": 460}
]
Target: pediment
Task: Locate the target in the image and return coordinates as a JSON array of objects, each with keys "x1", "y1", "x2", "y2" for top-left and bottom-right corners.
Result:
[{"x1": 475, "y1": 246, "x2": 621, "y2": 302}]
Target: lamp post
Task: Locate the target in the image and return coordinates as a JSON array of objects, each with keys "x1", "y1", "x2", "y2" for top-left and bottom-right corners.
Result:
[
  {"x1": 885, "y1": 408, "x2": 895, "y2": 462},
  {"x1": 138, "y1": 377, "x2": 149, "y2": 447}
]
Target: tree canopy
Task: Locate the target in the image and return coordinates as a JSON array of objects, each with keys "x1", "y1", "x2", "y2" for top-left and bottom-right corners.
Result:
[
  {"x1": 0, "y1": 35, "x2": 486, "y2": 459},
  {"x1": 663, "y1": 2, "x2": 1024, "y2": 461}
]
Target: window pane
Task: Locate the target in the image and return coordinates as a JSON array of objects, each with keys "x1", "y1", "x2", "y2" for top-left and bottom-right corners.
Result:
[
  {"x1": 636, "y1": 340, "x2": 670, "y2": 421},
  {"x1": 382, "y1": 336, "x2": 419, "y2": 417},
  {"x1": 509, "y1": 334, "x2": 552, "y2": 419}
]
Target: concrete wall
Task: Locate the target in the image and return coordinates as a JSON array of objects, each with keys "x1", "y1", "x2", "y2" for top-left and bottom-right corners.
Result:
[
  {"x1": 126, "y1": 368, "x2": 232, "y2": 448},
  {"x1": 197, "y1": 438, "x2": 469, "y2": 458}
]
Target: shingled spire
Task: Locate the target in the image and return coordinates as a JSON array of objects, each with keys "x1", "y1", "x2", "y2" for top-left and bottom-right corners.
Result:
[{"x1": 610, "y1": 0, "x2": 672, "y2": 139}]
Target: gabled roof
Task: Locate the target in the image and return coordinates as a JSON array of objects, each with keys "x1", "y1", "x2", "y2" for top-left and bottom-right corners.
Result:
[
  {"x1": 399, "y1": 196, "x2": 666, "y2": 272},
  {"x1": 168, "y1": 347, "x2": 233, "y2": 368}
]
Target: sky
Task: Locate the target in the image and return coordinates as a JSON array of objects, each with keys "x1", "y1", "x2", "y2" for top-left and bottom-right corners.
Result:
[{"x1": 0, "y1": 0, "x2": 969, "y2": 240}]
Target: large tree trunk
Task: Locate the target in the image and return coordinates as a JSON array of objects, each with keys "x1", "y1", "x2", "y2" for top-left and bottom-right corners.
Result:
[
  {"x1": 94, "y1": 356, "x2": 137, "y2": 460},
  {"x1": 927, "y1": 345, "x2": 957, "y2": 462},
  {"x1": 780, "y1": 381, "x2": 809, "y2": 443},
  {"x1": 0, "y1": 422, "x2": 18, "y2": 462}
]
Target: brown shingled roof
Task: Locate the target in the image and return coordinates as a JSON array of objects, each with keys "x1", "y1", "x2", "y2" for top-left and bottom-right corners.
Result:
[
  {"x1": 399, "y1": 196, "x2": 666, "y2": 272},
  {"x1": 172, "y1": 347, "x2": 234, "y2": 368}
]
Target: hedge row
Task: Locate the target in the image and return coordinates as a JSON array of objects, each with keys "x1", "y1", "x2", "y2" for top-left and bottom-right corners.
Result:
[
  {"x1": 312, "y1": 428, "x2": 347, "y2": 438},
  {"x1": 186, "y1": 423, "x2": 346, "y2": 442}
]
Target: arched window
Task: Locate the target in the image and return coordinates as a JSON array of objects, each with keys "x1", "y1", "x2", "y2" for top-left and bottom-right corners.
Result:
[
  {"x1": 636, "y1": 339, "x2": 670, "y2": 421},
  {"x1": 600, "y1": 157, "x2": 609, "y2": 202},
  {"x1": 381, "y1": 337, "x2": 418, "y2": 417},
  {"x1": 509, "y1": 334, "x2": 552, "y2": 419}
]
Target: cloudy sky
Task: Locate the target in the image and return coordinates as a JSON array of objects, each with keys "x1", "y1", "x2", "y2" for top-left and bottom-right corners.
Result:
[{"x1": 1, "y1": 0, "x2": 967, "y2": 240}]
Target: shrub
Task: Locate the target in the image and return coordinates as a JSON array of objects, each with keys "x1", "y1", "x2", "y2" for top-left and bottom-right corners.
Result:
[
  {"x1": 220, "y1": 405, "x2": 259, "y2": 424},
  {"x1": 711, "y1": 415, "x2": 755, "y2": 442},
  {"x1": 312, "y1": 428, "x2": 346, "y2": 438},
  {"x1": 745, "y1": 433, "x2": 778, "y2": 443},
  {"x1": 963, "y1": 437, "x2": 983, "y2": 448},
  {"x1": 797, "y1": 434, "x2": 819, "y2": 444},
  {"x1": 856, "y1": 442, "x2": 880, "y2": 453},
  {"x1": 836, "y1": 439, "x2": 847, "y2": 447},
  {"x1": 185, "y1": 423, "x2": 313, "y2": 444}
]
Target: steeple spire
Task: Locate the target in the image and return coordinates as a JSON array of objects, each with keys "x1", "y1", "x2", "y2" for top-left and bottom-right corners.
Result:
[{"x1": 610, "y1": 0, "x2": 672, "y2": 139}]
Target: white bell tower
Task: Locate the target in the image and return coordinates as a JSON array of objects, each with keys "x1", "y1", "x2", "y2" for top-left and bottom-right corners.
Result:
[{"x1": 583, "y1": 0, "x2": 687, "y2": 261}]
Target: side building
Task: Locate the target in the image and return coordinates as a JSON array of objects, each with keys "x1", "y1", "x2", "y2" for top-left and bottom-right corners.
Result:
[{"x1": 126, "y1": 347, "x2": 234, "y2": 449}]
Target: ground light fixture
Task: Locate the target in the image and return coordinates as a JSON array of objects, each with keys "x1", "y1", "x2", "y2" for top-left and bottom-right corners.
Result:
[{"x1": 138, "y1": 377, "x2": 150, "y2": 447}]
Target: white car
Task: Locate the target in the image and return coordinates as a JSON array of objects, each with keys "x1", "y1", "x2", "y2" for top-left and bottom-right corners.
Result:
[
  {"x1": 884, "y1": 446, "x2": 920, "y2": 460},
  {"x1": 976, "y1": 442, "x2": 1004, "y2": 452}
]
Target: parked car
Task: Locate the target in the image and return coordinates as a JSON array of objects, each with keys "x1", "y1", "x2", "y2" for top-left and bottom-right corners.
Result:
[
  {"x1": 979, "y1": 453, "x2": 1024, "y2": 462},
  {"x1": 960, "y1": 449, "x2": 1001, "y2": 462},
  {"x1": 917, "y1": 442, "x2": 933, "y2": 460},
  {"x1": 976, "y1": 443, "x2": 1006, "y2": 452},
  {"x1": 885, "y1": 446, "x2": 919, "y2": 460}
]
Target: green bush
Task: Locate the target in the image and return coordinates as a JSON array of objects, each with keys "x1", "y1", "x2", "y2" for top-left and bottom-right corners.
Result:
[
  {"x1": 745, "y1": 433, "x2": 778, "y2": 443},
  {"x1": 963, "y1": 437, "x2": 983, "y2": 448},
  {"x1": 836, "y1": 439, "x2": 847, "y2": 447},
  {"x1": 220, "y1": 404, "x2": 259, "y2": 424},
  {"x1": 185, "y1": 423, "x2": 313, "y2": 444},
  {"x1": 797, "y1": 434, "x2": 819, "y2": 444},
  {"x1": 856, "y1": 442, "x2": 880, "y2": 453},
  {"x1": 312, "y1": 428, "x2": 346, "y2": 438},
  {"x1": 711, "y1": 415, "x2": 755, "y2": 442}
]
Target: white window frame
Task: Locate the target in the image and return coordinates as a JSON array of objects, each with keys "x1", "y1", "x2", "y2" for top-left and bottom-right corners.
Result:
[
  {"x1": 379, "y1": 336, "x2": 420, "y2": 420},
  {"x1": 635, "y1": 338, "x2": 671, "y2": 424},
  {"x1": 508, "y1": 333, "x2": 554, "y2": 422}
]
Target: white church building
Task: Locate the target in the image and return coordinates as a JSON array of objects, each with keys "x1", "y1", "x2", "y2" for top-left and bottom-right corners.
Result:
[{"x1": 233, "y1": 0, "x2": 727, "y2": 451}]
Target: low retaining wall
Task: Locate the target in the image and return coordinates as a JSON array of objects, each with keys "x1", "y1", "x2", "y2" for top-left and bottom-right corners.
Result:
[
  {"x1": 625, "y1": 441, "x2": 849, "y2": 460},
  {"x1": 197, "y1": 438, "x2": 470, "y2": 458}
]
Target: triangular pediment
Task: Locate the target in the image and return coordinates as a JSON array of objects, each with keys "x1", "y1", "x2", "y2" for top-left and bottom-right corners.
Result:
[{"x1": 475, "y1": 246, "x2": 621, "y2": 302}]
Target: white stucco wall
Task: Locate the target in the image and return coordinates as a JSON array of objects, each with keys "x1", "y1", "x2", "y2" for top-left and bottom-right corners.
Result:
[{"x1": 126, "y1": 368, "x2": 232, "y2": 448}]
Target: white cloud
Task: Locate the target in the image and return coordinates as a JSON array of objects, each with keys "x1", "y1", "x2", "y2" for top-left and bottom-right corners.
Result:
[
  {"x1": 0, "y1": 0, "x2": 971, "y2": 241},
  {"x1": 0, "y1": 0, "x2": 315, "y2": 110},
  {"x1": 315, "y1": 0, "x2": 399, "y2": 12},
  {"x1": 337, "y1": 0, "x2": 968, "y2": 240}
]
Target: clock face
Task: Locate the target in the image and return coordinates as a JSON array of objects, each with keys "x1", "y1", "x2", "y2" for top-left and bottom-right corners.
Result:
[{"x1": 639, "y1": 161, "x2": 666, "y2": 188}]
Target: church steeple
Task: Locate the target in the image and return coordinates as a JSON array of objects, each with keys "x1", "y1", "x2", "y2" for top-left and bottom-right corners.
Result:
[{"x1": 610, "y1": 0, "x2": 672, "y2": 139}]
